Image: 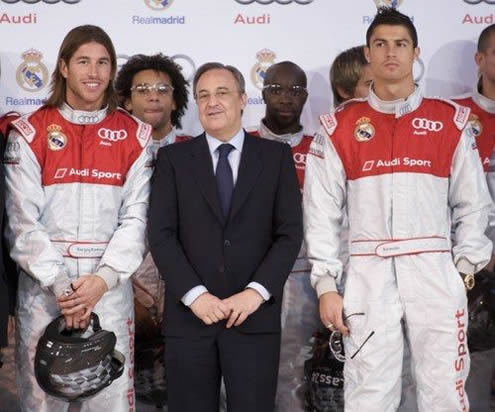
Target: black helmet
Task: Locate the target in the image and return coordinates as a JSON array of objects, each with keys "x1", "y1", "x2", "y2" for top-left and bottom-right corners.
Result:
[
  {"x1": 467, "y1": 271, "x2": 495, "y2": 353},
  {"x1": 35, "y1": 313, "x2": 125, "y2": 402}
]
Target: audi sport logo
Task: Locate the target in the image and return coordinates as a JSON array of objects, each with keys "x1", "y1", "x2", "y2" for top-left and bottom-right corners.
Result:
[
  {"x1": 411, "y1": 118, "x2": 443, "y2": 132},
  {"x1": 97, "y1": 128, "x2": 128, "y2": 142},
  {"x1": 234, "y1": 0, "x2": 313, "y2": 4},
  {"x1": 0, "y1": 0, "x2": 80, "y2": 3},
  {"x1": 463, "y1": 0, "x2": 495, "y2": 4}
]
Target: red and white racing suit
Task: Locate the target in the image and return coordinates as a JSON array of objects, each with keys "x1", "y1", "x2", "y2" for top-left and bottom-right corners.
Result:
[
  {"x1": 457, "y1": 88, "x2": 495, "y2": 412},
  {"x1": 249, "y1": 121, "x2": 319, "y2": 412},
  {"x1": 132, "y1": 128, "x2": 191, "y2": 324},
  {"x1": 4, "y1": 103, "x2": 152, "y2": 412},
  {"x1": 454, "y1": 87, "x2": 495, "y2": 173},
  {"x1": 304, "y1": 88, "x2": 492, "y2": 412}
]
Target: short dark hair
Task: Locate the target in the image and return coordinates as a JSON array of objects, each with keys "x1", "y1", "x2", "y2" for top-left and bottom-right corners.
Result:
[
  {"x1": 46, "y1": 25, "x2": 118, "y2": 112},
  {"x1": 478, "y1": 24, "x2": 495, "y2": 53},
  {"x1": 330, "y1": 46, "x2": 368, "y2": 106},
  {"x1": 193, "y1": 62, "x2": 245, "y2": 97},
  {"x1": 115, "y1": 53, "x2": 189, "y2": 129},
  {"x1": 366, "y1": 7, "x2": 418, "y2": 49}
]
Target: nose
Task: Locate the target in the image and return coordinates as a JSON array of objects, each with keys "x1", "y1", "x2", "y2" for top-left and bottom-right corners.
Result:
[
  {"x1": 148, "y1": 89, "x2": 161, "y2": 101},
  {"x1": 87, "y1": 62, "x2": 97, "y2": 78}
]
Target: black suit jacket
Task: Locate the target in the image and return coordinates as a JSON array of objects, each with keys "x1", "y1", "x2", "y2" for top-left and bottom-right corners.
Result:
[{"x1": 148, "y1": 132, "x2": 303, "y2": 336}]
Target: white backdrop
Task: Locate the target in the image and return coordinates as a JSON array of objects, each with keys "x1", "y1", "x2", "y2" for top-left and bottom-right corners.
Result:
[{"x1": 0, "y1": 0, "x2": 493, "y2": 136}]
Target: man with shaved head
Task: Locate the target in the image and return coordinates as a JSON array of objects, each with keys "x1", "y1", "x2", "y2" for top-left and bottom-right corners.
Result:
[{"x1": 248, "y1": 61, "x2": 318, "y2": 412}]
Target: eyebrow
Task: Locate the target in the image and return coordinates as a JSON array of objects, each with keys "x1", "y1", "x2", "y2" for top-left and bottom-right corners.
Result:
[{"x1": 373, "y1": 37, "x2": 411, "y2": 44}]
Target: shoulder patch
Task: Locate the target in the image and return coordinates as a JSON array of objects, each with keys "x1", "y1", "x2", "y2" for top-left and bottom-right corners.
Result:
[
  {"x1": 428, "y1": 97, "x2": 471, "y2": 130},
  {"x1": 12, "y1": 114, "x2": 36, "y2": 143},
  {"x1": 136, "y1": 121, "x2": 152, "y2": 149},
  {"x1": 319, "y1": 113, "x2": 338, "y2": 136},
  {"x1": 117, "y1": 108, "x2": 152, "y2": 149}
]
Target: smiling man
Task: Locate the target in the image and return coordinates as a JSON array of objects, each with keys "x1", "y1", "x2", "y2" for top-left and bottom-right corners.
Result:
[
  {"x1": 4, "y1": 25, "x2": 152, "y2": 411},
  {"x1": 148, "y1": 62, "x2": 303, "y2": 412},
  {"x1": 304, "y1": 8, "x2": 492, "y2": 411}
]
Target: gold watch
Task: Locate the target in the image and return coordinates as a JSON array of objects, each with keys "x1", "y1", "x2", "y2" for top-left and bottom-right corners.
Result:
[{"x1": 460, "y1": 273, "x2": 475, "y2": 291}]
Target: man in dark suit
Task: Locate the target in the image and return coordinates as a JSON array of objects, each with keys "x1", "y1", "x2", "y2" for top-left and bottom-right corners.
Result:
[{"x1": 148, "y1": 62, "x2": 303, "y2": 412}]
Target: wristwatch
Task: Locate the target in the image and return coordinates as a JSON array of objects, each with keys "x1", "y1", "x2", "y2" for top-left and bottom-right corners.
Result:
[{"x1": 460, "y1": 273, "x2": 475, "y2": 291}]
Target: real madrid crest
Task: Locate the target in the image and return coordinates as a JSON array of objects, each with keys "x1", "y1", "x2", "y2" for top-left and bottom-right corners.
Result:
[
  {"x1": 373, "y1": 0, "x2": 403, "y2": 8},
  {"x1": 354, "y1": 117, "x2": 375, "y2": 142},
  {"x1": 251, "y1": 49, "x2": 276, "y2": 90},
  {"x1": 16, "y1": 49, "x2": 49, "y2": 93},
  {"x1": 47, "y1": 124, "x2": 67, "y2": 151},
  {"x1": 144, "y1": 0, "x2": 173, "y2": 11},
  {"x1": 466, "y1": 113, "x2": 483, "y2": 139}
]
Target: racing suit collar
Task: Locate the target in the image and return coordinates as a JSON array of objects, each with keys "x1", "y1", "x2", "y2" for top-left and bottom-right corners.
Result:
[
  {"x1": 368, "y1": 85, "x2": 422, "y2": 118},
  {"x1": 156, "y1": 127, "x2": 177, "y2": 148},
  {"x1": 58, "y1": 102, "x2": 108, "y2": 125},
  {"x1": 472, "y1": 85, "x2": 495, "y2": 114},
  {"x1": 258, "y1": 119, "x2": 304, "y2": 147}
]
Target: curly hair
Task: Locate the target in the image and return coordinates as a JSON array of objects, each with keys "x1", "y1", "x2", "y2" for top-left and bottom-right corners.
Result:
[{"x1": 115, "y1": 53, "x2": 189, "y2": 129}]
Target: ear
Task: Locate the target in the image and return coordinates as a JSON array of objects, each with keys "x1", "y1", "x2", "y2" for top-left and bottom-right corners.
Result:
[
  {"x1": 336, "y1": 86, "x2": 351, "y2": 102},
  {"x1": 240, "y1": 92, "x2": 247, "y2": 110},
  {"x1": 59, "y1": 58, "x2": 69, "y2": 79},
  {"x1": 124, "y1": 98, "x2": 133, "y2": 112},
  {"x1": 414, "y1": 47, "x2": 421, "y2": 60},
  {"x1": 475, "y1": 51, "x2": 484, "y2": 68},
  {"x1": 364, "y1": 47, "x2": 371, "y2": 64}
]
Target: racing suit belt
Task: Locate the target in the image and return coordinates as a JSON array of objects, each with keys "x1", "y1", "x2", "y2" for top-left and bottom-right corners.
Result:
[
  {"x1": 51, "y1": 240, "x2": 108, "y2": 258},
  {"x1": 350, "y1": 236, "x2": 449, "y2": 257}
]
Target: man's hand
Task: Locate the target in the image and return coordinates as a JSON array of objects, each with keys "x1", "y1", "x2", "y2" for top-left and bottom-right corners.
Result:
[
  {"x1": 319, "y1": 291, "x2": 348, "y2": 336},
  {"x1": 58, "y1": 274, "x2": 108, "y2": 322},
  {"x1": 63, "y1": 310, "x2": 90, "y2": 330},
  {"x1": 189, "y1": 292, "x2": 230, "y2": 325},
  {"x1": 222, "y1": 289, "x2": 264, "y2": 328}
]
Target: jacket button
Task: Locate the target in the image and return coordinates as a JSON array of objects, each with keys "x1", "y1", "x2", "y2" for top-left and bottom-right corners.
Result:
[{"x1": 224, "y1": 240, "x2": 231, "y2": 247}]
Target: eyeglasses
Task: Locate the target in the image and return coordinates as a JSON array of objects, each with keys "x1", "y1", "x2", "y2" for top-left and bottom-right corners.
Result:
[
  {"x1": 130, "y1": 82, "x2": 174, "y2": 96},
  {"x1": 195, "y1": 89, "x2": 239, "y2": 103},
  {"x1": 263, "y1": 84, "x2": 307, "y2": 98},
  {"x1": 328, "y1": 312, "x2": 375, "y2": 361}
]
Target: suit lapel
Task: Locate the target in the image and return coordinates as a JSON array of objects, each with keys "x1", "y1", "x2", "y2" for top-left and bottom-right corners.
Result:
[
  {"x1": 229, "y1": 133, "x2": 263, "y2": 222},
  {"x1": 191, "y1": 134, "x2": 224, "y2": 224}
]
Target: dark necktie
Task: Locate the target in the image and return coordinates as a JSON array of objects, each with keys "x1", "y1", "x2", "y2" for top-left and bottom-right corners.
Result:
[{"x1": 216, "y1": 143, "x2": 234, "y2": 218}]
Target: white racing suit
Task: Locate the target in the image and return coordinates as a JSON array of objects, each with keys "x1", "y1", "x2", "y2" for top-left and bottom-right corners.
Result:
[
  {"x1": 4, "y1": 103, "x2": 152, "y2": 412},
  {"x1": 248, "y1": 122, "x2": 321, "y2": 412},
  {"x1": 304, "y1": 88, "x2": 492, "y2": 412}
]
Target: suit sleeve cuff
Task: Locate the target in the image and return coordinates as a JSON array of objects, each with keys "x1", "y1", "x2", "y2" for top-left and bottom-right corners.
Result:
[
  {"x1": 314, "y1": 276, "x2": 338, "y2": 298},
  {"x1": 246, "y1": 282, "x2": 271, "y2": 301},
  {"x1": 182, "y1": 285, "x2": 208, "y2": 306},
  {"x1": 97, "y1": 266, "x2": 120, "y2": 290}
]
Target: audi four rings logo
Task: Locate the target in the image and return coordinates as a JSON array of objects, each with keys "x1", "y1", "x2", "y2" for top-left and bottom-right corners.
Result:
[
  {"x1": 463, "y1": 0, "x2": 495, "y2": 4},
  {"x1": 117, "y1": 54, "x2": 196, "y2": 81},
  {"x1": 97, "y1": 128, "x2": 128, "y2": 142},
  {"x1": 0, "y1": 0, "x2": 80, "y2": 3},
  {"x1": 293, "y1": 153, "x2": 306, "y2": 164},
  {"x1": 412, "y1": 118, "x2": 444, "y2": 132},
  {"x1": 77, "y1": 114, "x2": 100, "y2": 124},
  {"x1": 234, "y1": 0, "x2": 313, "y2": 4}
]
